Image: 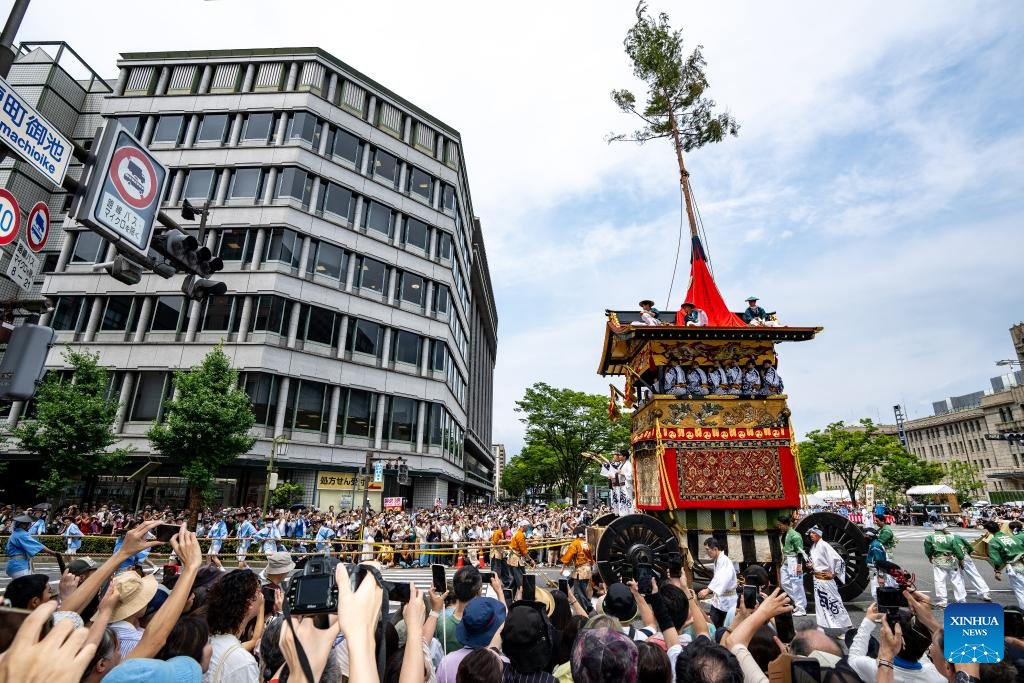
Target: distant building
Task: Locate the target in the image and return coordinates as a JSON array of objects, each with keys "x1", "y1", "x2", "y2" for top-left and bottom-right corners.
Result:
[
  {"x1": 816, "y1": 325, "x2": 1024, "y2": 496},
  {"x1": 492, "y1": 443, "x2": 506, "y2": 499}
]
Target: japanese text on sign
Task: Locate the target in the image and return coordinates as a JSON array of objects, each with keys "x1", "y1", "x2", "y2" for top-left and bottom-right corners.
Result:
[
  {"x1": 5, "y1": 240, "x2": 39, "y2": 290},
  {"x1": 0, "y1": 76, "x2": 70, "y2": 187},
  {"x1": 316, "y1": 472, "x2": 383, "y2": 491},
  {"x1": 99, "y1": 192, "x2": 143, "y2": 242},
  {"x1": 384, "y1": 497, "x2": 403, "y2": 510}
]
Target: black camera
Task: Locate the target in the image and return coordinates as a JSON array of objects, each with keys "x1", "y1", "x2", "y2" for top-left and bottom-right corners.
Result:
[{"x1": 285, "y1": 555, "x2": 339, "y2": 615}]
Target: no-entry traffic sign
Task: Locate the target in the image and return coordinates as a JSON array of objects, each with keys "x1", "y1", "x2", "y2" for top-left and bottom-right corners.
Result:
[
  {"x1": 0, "y1": 189, "x2": 20, "y2": 246},
  {"x1": 26, "y1": 202, "x2": 49, "y2": 252},
  {"x1": 76, "y1": 122, "x2": 168, "y2": 260}
]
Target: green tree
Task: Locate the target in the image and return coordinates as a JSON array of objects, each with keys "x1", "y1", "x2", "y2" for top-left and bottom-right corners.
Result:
[
  {"x1": 148, "y1": 346, "x2": 256, "y2": 518},
  {"x1": 610, "y1": 1, "x2": 739, "y2": 239},
  {"x1": 271, "y1": 482, "x2": 305, "y2": 509},
  {"x1": 798, "y1": 419, "x2": 905, "y2": 506},
  {"x1": 501, "y1": 443, "x2": 563, "y2": 502},
  {"x1": 946, "y1": 461, "x2": 985, "y2": 504},
  {"x1": 9, "y1": 348, "x2": 128, "y2": 502},
  {"x1": 514, "y1": 382, "x2": 631, "y2": 504},
  {"x1": 875, "y1": 449, "x2": 945, "y2": 501}
]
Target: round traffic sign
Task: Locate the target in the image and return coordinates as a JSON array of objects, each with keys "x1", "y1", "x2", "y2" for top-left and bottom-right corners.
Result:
[
  {"x1": 27, "y1": 201, "x2": 49, "y2": 252},
  {"x1": 0, "y1": 189, "x2": 21, "y2": 246},
  {"x1": 109, "y1": 146, "x2": 159, "y2": 210}
]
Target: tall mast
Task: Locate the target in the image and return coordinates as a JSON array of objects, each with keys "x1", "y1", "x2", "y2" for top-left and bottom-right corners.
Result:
[{"x1": 665, "y1": 88, "x2": 699, "y2": 239}]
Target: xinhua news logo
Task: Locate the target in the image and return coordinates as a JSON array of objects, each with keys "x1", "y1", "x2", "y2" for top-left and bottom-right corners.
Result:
[{"x1": 944, "y1": 603, "x2": 1004, "y2": 663}]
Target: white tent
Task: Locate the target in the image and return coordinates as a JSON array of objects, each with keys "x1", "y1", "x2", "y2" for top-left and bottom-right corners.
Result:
[
  {"x1": 811, "y1": 489, "x2": 855, "y2": 501},
  {"x1": 906, "y1": 485, "x2": 956, "y2": 495}
]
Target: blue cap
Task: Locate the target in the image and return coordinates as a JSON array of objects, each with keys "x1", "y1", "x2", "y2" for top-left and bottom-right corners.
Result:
[
  {"x1": 456, "y1": 596, "x2": 507, "y2": 647},
  {"x1": 104, "y1": 657, "x2": 202, "y2": 683}
]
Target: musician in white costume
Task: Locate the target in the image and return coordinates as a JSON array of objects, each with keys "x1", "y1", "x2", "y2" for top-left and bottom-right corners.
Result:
[
  {"x1": 805, "y1": 525, "x2": 852, "y2": 629},
  {"x1": 584, "y1": 449, "x2": 636, "y2": 517}
]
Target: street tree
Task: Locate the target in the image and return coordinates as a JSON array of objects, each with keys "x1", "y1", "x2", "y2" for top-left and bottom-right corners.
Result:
[
  {"x1": 875, "y1": 449, "x2": 945, "y2": 502},
  {"x1": 610, "y1": 1, "x2": 739, "y2": 239},
  {"x1": 501, "y1": 443, "x2": 563, "y2": 502},
  {"x1": 946, "y1": 461, "x2": 986, "y2": 504},
  {"x1": 514, "y1": 382, "x2": 631, "y2": 504},
  {"x1": 798, "y1": 419, "x2": 905, "y2": 506},
  {"x1": 9, "y1": 348, "x2": 128, "y2": 503},
  {"x1": 271, "y1": 482, "x2": 305, "y2": 509},
  {"x1": 147, "y1": 346, "x2": 255, "y2": 519}
]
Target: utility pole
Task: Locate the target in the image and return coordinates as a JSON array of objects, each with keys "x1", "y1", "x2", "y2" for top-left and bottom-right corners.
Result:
[{"x1": 0, "y1": 0, "x2": 30, "y2": 79}]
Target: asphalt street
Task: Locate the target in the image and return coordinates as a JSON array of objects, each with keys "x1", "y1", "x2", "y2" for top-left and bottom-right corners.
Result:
[{"x1": 3, "y1": 525, "x2": 1018, "y2": 625}]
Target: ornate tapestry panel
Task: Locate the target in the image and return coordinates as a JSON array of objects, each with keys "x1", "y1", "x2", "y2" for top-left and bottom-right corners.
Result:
[
  {"x1": 676, "y1": 448, "x2": 785, "y2": 501},
  {"x1": 634, "y1": 448, "x2": 662, "y2": 507}
]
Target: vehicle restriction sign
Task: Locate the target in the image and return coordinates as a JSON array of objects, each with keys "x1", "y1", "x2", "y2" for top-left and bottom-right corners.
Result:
[
  {"x1": 0, "y1": 189, "x2": 20, "y2": 246},
  {"x1": 26, "y1": 201, "x2": 49, "y2": 252},
  {"x1": 109, "y1": 147, "x2": 158, "y2": 210}
]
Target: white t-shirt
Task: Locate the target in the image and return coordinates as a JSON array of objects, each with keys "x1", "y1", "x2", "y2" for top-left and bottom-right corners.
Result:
[{"x1": 205, "y1": 633, "x2": 259, "y2": 683}]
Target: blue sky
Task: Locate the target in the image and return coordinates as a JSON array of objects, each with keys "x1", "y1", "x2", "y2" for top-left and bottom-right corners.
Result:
[{"x1": 17, "y1": 1, "x2": 1024, "y2": 460}]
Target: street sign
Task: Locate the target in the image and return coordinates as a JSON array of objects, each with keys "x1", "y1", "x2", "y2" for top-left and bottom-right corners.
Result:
[
  {"x1": 0, "y1": 188, "x2": 19, "y2": 246},
  {"x1": 5, "y1": 239, "x2": 38, "y2": 290},
  {"x1": 864, "y1": 483, "x2": 875, "y2": 509},
  {"x1": 77, "y1": 123, "x2": 168, "y2": 260},
  {"x1": 373, "y1": 461, "x2": 384, "y2": 483},
  {"x1": 26, "y1": 202, "x2": 48, "y2": 252},
  {"x1": 433, "y1": 497, "x2": 444, "y2": 508},
  {"x1": 383, "y1": 497, "x2": 403, "y2": 510},
  {"x1": 0, "y1": 76, "x2": 71, "y2": 188}
]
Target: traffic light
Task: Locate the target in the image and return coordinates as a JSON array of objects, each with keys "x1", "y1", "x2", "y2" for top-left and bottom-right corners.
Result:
[
  {"x1": 0, "y1": 323, "x2": 57, "y2": 400},
  {"x1": 397, "y1": 463, "x2": 410, "y2": 485},
  {"x1": 151, "y1": 228, "x2": 226, "y2": 301},
  {"x1": 104, "y1": 254, "x2": 143, "y2": 285}
]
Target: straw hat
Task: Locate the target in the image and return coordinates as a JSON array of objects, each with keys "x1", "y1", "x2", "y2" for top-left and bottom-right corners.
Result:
[{"x1": 107, "y1": 572, "x2": 159, "y2": 623}]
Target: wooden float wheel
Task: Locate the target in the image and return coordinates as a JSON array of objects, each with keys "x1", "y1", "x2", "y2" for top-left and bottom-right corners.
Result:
[
  {"x1": 595, "y1": 514, "x2": 681, "y2": 585},
  {"x1": 795, "y1": 512, "x2": 869, "y2": 601}
]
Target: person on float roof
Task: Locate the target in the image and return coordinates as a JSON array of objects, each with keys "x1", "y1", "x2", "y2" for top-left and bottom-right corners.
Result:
[
  {"x1": 680, "y1": 301, "x2": 708, "y2": 327},
  {"x1": 741, "y1": 296, "x2": 768, "y2": 324}
]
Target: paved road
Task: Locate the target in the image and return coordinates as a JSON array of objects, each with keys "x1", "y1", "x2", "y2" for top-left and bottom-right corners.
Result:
[{"x1": 3, "y1": 526, "x2": 1018, "y2": 622}]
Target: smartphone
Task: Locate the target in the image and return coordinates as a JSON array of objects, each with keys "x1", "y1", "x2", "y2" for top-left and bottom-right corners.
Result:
[
  {"x1": 669, "y1": 558, "x2": 683, "y2": 579},
  {"x1": 0, "y1": 607, "x2": 51, "y2": 654},
  {"x1": 431, "y1": 564, "x2": 446, "y2": 593},
  {"x1": 636, "y1": 563, "x2": 658, "y2": 595},
  {"x1": 480, "y1": 571, "x2": 494, "y2": 584},
  {"x1": 876, "y1": 586, "x2": 908, "y2": 615},
  {"x1": 388, "y1": 582, "x2": 411, "y2": 603},
  {"x1": 522, "y1": 574, "x2": 536, "y2": 602},
  {"x1": 742, "y1": 584, "x2": 759, "y2": 609},
  {"x1": 791, "y1": 658, "x2": 821, "y2": 681},
  {"x1": 503, "y1": 588, "x2": 513, "y2": 603},
  {"x1": 154, "y1": 523, "x2": 180, "y2": 542},
  {"x1": 1006, "y1": 607, "x2": 1024, "y2": 639},
  {"x1": 775, "y1": 610, "x2": 796, "y2": 643},
  {"x1": 558, "y1": 578, "x2": 570, "y2": 595}
]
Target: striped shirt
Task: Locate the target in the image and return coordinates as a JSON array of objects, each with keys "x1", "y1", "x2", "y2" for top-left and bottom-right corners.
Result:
[
  {"x1": 109, "y1": 620, "x2": 144, "y2": 658},
  {"x1": 502, "y1": 668, "x2": 557, "y2": 683}
]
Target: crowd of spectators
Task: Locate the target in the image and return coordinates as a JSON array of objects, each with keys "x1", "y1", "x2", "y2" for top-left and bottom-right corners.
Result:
[{"x1": 1, "y1": 517, "x2": 1020, "y2": 683}]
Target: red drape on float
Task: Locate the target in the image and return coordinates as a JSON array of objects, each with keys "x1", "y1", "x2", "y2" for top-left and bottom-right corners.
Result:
[{"x1": 674, "y1": 236, "x2": 747, "y2": 327}]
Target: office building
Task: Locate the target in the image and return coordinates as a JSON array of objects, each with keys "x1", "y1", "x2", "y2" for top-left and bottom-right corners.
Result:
[{"x1": 6, "y1": 46, "x2": 498, "y2": 510}]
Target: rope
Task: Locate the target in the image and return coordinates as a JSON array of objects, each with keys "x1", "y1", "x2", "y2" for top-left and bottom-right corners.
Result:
[
  {"x1": 789, "y1": 418, "x2": 809, "y2": 510},
  {"x1": 664, "y1": 181, "x2": 685, "y2": 310}
]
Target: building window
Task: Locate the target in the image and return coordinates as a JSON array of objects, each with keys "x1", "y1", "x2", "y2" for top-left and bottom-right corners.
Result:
[
  {"x1": 392, "y1": 330, "x2": 421, "y2": 366},
  {"x1": 435, "y1": 232, "x2": 453, "y2": 260},
  {"x1": 275, "y1": 167, "x2": 312, "y2": 205},
  {"x1": 371, "y1": 149, "x2": 398, "y2": 186},
  {"x1": 330, "y1": 128, "x2": 361, "y2": 166},
  {"x1": 51, "y1": 296, "x2": 87, "y2": 331},
  {"x1": 301, "y1": 305, "x2": 337, "y2": 346},
  {"x1": 287, "y1": 111, "x2": 320, "y2": 147},
  {"x1": 316, "y1": 182, "x2": 354, "y2": 222},
  {"x1": 229, "y1": 168, "x2": 264, "y2": 200},
  {"x1": 244, "y1": 373, "x2": 280, "y2": 427},
  {"x1": 387, "y1": 396, "x2": 416, "y2": 443},
  {"x1": 263, "y1": 228, "x2": 301, "y2": 268},
  {"x1": 100, "y1": 296, "x2": 138, "y2": 332},
  {"x1": 431, "y1": 340, "x2": 448, "y2": 372},
  {"x1": 441, "y1": 184, "x2": 456, "y2": 213},
  {"x1": 119, "y1": 116, "x2": 144, "y2": 137},
  {"x1": 182, "y1": 168, "x2": 216, "y2": 203},
  {"x1": 242, "y1": 112, "x2": 275, "y2": 142},
  {"x1": 201, "y1": 295, "x2": 239, "y2": 331},
  {"x1": 152, "y1": 115, "x2": 185, "y2": 145},
  {"x1": 287, "y1": 380, "x2": 328, "y2": 433},
  {"x1": 347, "y1": 318, "x2": 382, "y2": 357},
  {"x1": 131, "y1": 372, "x2": 172, "y2": 421},
  {"x1": 356, "y1": 256, "x2": 387, "y2": 294},
  {"x1": 216, "y1": 228, "x2": 256, "y2": 263},
  {"x1": 404, "y1": 217, "x2": 428, "y2": 250},
  {"x1": 251, "y1": 295, "x2": 289, "y2": 335},
  {"x1": 306, "y1": 241, "x2": 347, "y2": 282},
  {"x1": 433, "y1": 284, "x2": 450, "y2": 315},
  {"x1": 428, "y1": 403, "x2": 444, "y2": 445},
  {"x1": 70, "y1": 231, "x2": 107, "y2": 263},
  {"x1": 398, "y1": 272, "x2": 425, "y2": 307},
  {"x1": 197, "y1": 114, "x2": 230, "y2": 143},
  {"x1": 362, "y1": 201, "x2": 393, "y2": 237},
  {"x1": 41, "y1": 253, "x2": 59, "y2": 273},
  {"x1": 408, "y1": 167, "x2": 433, "y2": 201},
  {"x1": 150, "y1": 296, "x2": 190, "y2": 332},
  {"x1": 343, "y1": 388, "x2": 376, "y2": 439}
]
